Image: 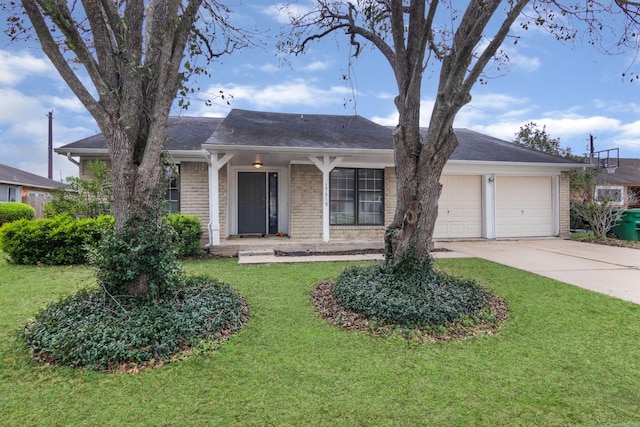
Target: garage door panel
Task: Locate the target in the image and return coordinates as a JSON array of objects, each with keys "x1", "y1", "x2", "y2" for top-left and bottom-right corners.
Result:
[
  {"x1": 434, "y1": 175, "x2": 482, "y2": 239},
  {"x1": 496, "y1": 176, "x2": 553, "y2": 238}
]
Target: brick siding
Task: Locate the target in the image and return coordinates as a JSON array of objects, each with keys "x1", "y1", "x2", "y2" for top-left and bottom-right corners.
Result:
[{"x1": 289, "y1": 164, "x2": 323, "y2": 239}]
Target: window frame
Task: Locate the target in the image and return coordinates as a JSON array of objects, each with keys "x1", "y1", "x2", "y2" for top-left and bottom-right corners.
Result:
[
  {"x1": 165, "y1": 165, "x2": 180, "y2": 214},
  {"x1": 329, "y1": 167, "x2": 384, "y2": 226},
  {"x1": 595, "y1": 185, "x2": 624, "y2": 206}
]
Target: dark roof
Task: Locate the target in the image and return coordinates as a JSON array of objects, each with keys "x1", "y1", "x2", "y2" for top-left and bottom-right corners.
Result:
[
  {"x1": 448, "y1": 128, "x2": 585, "y2": 164},
  {"x1": 596, "y1": 158, "x2": 640, "y2": 185},
  {"x1": 206, "y1": 109, "x2": 393, "y2": 150},
  {"x1": 58, "y1": 109, "x2": 582, "y2": 165},
  {"x1": 0, "y1": 163, "x2": 67, "y2": 190},
  {"x1": 58, "y1": 116, "x2": 223, "y2": 152}
]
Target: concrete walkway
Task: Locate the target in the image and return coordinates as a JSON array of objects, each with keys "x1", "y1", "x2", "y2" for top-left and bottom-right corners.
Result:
[
  {"x1": 442, "y1": 239, "x2": 640, "y2": 304},
  {"x1": 238, "y1": 239, "x2": 640, "y2": 304}
]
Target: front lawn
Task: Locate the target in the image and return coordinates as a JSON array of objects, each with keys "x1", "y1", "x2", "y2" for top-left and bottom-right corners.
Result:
[{"x1": 1, "y1": 256, "x2": 639, "y2": 426}]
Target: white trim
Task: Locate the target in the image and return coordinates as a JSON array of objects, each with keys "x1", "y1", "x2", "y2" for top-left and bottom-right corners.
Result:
[
  {"x1": 482, "y1": 174, "x2": 497, "y2": 239},
  {"x1": 206, "y1": 152, "x2": 234, "y2": 246},
  {"x1": 552, "y1": 175, "x2": 560, "y2": 236},
  {"x1": 308, "y1": 156, "x2": 343, "y2": 242}
]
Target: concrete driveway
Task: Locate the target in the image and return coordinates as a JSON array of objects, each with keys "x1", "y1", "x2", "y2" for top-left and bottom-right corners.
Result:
[{"x1": 441, "y1": 239, "x2": 640, "y2": 304}]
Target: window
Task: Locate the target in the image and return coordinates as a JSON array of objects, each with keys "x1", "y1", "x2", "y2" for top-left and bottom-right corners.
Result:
[
  {"x1": 595, "y1": 186, "x2": 624, "y2": 206},
  {"x1": 0, "y1": 185, "x2": 18, "y2": 202},
  {"x1": 330, "y1": 168, "x2": 384, "y2": 225},
  {"x1": 165, "y1": 165, "x2": 180, "y2": 213}
]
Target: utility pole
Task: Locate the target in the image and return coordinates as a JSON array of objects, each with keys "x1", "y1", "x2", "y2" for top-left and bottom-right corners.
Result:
[{"x1": 47, "y1": 111, "x2": 53, "y2": 179}]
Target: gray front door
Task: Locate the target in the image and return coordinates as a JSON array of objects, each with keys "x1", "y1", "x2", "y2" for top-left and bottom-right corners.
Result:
[{"x1": 238, "y1": 172, "x2": 266, "y2": 234}]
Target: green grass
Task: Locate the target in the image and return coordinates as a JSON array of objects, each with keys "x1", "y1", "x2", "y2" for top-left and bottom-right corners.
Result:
[{"x1": 1, "y1": 255, "x2": 640, "y2": 426}]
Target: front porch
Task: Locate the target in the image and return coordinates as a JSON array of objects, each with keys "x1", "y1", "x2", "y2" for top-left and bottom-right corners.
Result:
[{"x1": 206, "y1": 235, "x2": 385, "y2": 257}]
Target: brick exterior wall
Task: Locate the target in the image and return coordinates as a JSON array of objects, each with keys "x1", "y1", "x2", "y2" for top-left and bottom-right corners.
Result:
[
  {"x1": 559, "y1": 171, "x2": 571, "y2": 238},
  {"x1": 180, "y1": 162, "x2": 210, "y2": 241},
  {"x1": 289, "y1": 164, "x2": 323, "y2": 239}
]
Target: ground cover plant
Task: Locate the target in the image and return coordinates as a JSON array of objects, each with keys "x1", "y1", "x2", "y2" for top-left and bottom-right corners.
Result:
[
  {"x1": 22, "y1": 275, "x2": 248, "y2": 372},
  {"x1": 323, "y1": 253, "x2": 507, "y2": 340},
  {"x1": 2, "y1": 255, "x2": 640, "y2": 425}
]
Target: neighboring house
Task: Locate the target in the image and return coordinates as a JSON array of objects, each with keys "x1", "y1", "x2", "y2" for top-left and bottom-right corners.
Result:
[
  {"x1": 594, "y1": 158, "x2": 640, "y2": 208},
  {"x1": 0, "y1": 162, "x2": 68, "y2": 218},
  {"x1": 55, "y1": 109, "x2": 586, "y2": 251}
]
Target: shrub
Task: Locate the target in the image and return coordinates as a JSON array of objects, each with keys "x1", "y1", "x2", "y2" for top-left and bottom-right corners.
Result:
[
  {"x1": 0, "y1": 212, "x2": 201, "y2": 265},
  {"x1": 87, "y1": 211, "x2": 183, "y2": 300},
  {"x1": 164, "y1": 213, "x2": 203, "y2": 257},
  {"x1": 0, "y1": 202, "x2": 35, "y2": 225},
  {"x1": 0, "y1": 215, "x2": 113, "y2": 265},
  {"x1": 22, "y1": 275, "x2": 248, "y2": 371},
  {"x1": 332, "y1": 253, "x2": 491, "y2": 328}
]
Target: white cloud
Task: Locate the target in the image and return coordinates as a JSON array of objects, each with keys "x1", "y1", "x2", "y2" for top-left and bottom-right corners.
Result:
[
  {"x1": 202, "y1": 79, "x2": 353, "y2": 109},
  {"x1": 301, "y1": 60, "x2": 331, "y2": 72},
  {"x1": 261, "y1": 3, "x2": 312, "y2": 24},
  {"x1": 0, "y1": 50, "x2": 51, "y2": 85},
  {"x1": 42, "y1": 95, "x2": 86, "y2": 113}
]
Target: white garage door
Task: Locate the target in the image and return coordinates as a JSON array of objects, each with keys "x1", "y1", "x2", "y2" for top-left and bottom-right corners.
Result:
[
  {"x1": 434, "y1": 175, "x2": 482, "y2": 239},
  {"x1": 496, "y1": 176, "x2": 553, "y2": 238}
]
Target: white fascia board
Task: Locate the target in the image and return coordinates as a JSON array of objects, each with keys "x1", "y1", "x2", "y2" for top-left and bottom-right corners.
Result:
[
  {"x1": 0, "y1": 181, "x2": 63, "y2": 190},
  {"x1": 54, "y1": 148, "x2": 109, "y2": 156},
  {"x1": 291, "y1": 160, "x2": 393, "y2": 169},
  {"x1": 443, "y1": 160, "x2": 588, "y2": 175}
]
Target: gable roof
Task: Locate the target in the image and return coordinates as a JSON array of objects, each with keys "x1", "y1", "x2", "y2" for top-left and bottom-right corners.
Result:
[
  {"x1": 0, "y1": 163, "x2": 67, "y2": 190},
  {"x1": 56, "y1": 109, "x2": 584, "y2": 166},
  {"x1": 206, "y1": 109, "x2": 393, "y2": 150},
  {"x1": 57, "y1": 116, "x2": 223, "y2": 154},
  {"x1": 596, "y1": 158, "x2": 640, "y2": 185}
]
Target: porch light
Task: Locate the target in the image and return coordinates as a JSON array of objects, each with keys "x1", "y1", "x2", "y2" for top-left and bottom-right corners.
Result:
[{"x1": 253, "y1": 161, "x2": 262, "y2": 169}]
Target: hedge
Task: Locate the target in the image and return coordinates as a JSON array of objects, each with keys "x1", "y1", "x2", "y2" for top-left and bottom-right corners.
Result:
[
  {"x1": 0, "y1": 215, "x2": 113, "y2": 265},
  {"x1": 0, "y1": 202, "x2": 35, "y2": 225},
  {"x1": 0, "y1": 213, "x2": 203, "y2": 265}
]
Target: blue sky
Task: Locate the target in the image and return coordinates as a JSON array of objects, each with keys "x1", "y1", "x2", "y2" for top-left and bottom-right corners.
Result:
[{"x1": 1, "y1": 2, "x2": 640, "y2": 181}]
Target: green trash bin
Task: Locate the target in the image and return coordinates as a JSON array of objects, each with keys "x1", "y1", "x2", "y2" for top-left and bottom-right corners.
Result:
[{"x1": 612, "y1": 209, "x2": 640, "y2": 241}]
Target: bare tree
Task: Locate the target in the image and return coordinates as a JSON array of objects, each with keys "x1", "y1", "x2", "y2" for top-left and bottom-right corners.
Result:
[
  {"x1": 4, "y1": 1, "x2": 251, "y2": 295},
  {"x1": 282, "y1": 0, "x2": 638, "y2": 262},
  {"x1": 577, "y1": 191, "x2": 639, "y2": 239}
]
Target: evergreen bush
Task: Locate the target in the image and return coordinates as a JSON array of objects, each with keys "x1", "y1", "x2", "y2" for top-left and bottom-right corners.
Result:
[
  {"x1": 164, "y1": 213, "x2": 203, "y2": 257},
  {"x1": 0, "y1": 213, "x2": 202, "y2": 265},
  {"x1": 87, "y1": 212, "x2": 182, "y2": 300},
  {"x1": 0, "y1": 215, "x2": 113, "y2": 265},
  {"x1": 0, "y1": 202, "x2": 35, "y2": 225}
]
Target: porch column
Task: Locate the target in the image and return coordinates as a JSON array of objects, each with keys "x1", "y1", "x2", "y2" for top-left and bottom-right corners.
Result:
[
  {"x1": 309, "y1": 155, "x2": 343, "y2": 242},
  {"x1": 207, "y1": 151, "x2": 234, "y2": 246}
]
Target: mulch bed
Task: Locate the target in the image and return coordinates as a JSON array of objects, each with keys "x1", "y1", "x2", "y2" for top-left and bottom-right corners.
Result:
[{"x1": 312, "y1": 279, "x2": 509, "y2": 343}]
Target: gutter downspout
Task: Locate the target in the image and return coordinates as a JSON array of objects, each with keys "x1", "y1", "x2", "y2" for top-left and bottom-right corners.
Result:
[{"x1": 65, "y1": 153, "x2": 80, "y2": 166}]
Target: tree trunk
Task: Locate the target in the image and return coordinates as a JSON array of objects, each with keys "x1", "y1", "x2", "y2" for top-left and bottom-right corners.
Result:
[{"x1": 385, "y1": 121, "x2": 458, "y2": 262}]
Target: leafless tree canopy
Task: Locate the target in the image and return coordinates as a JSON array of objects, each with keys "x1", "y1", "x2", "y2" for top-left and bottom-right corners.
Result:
[{"x1": 280, "y1": 1, "x2": 640, "y2": 259}]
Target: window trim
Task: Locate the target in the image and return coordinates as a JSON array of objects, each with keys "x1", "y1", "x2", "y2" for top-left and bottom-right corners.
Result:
[
  {"x1": 595, "y1": 185, "x2": 624, "y2": 206},
  {"x1": 165, "y1": 165, "x2": 180, "y2": 213},
  {"x1": 329, "y1": 167, "x2": 384, "y2": 226}
]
